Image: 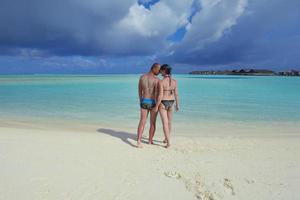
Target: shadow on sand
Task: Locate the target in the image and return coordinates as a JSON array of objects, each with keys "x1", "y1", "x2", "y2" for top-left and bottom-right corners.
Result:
[{"x1": 96, "y1": 128, "x2": 164, "y2": 148}]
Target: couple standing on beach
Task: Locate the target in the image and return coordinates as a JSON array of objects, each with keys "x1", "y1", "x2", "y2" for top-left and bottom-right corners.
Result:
[{"x1": 137, "y1": 63, "x2": 179, "y2": 148}]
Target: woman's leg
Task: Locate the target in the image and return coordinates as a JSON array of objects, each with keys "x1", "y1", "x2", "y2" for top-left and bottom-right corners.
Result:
[
  {"x1": 167, "y1": 109, "x2": 173, "y2": 146},
  {"x1": 163, "y1": 108, "x2": 173, "y2": 143},
  {"x1": 159, "y1": 107, "x2": 170, "y2": 148}
]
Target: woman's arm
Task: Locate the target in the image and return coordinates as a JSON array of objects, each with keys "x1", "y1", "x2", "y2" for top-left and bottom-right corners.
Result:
[{"x1": 174, "y1": 80, "x2": 179, "y2": 111}]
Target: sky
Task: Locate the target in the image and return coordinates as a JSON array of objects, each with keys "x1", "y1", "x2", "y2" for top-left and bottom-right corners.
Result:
[{"x1": 0, "y1": 0, "x2": 299, "y2": 74}]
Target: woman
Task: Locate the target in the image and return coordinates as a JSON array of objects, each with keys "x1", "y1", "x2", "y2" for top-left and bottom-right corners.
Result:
[{"x1": 154, "y1": 64, "x2": 179, "y2": 148}]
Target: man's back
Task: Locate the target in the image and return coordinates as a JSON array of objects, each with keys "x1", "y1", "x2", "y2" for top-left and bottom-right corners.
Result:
[
  {"x1": 137, "y1": 63, "x2": 161, "y2": 148},
  {"x1": 139, "y1": 74, "x2": 159, "y2": 99}
]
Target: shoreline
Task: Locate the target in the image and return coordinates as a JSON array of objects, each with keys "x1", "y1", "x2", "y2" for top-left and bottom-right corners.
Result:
[{"x1": 1, "y1": 115, "x2": 300, "y2": 137}]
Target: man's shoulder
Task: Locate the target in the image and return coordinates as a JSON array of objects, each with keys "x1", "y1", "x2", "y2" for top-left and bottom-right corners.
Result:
[
  {"x1": 140, "y1": 73, "x2": 149, "y2": 79},
  {"x1": 139, "y1": 74, "x2": 146, "y2": 80}
]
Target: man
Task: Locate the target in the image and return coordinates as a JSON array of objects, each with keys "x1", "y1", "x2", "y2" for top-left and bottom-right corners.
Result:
[{"x1": 137, "y1": 63, "x2": 161, "y2": 148}]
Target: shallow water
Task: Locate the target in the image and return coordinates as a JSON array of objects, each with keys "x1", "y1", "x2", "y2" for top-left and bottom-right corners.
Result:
[{"x1": 0, "y1": 74, "x2": 299, "y2": 136}]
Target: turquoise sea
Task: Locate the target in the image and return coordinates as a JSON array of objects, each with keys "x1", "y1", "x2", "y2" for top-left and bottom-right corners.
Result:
[{"x1": 0, "y1": 74, "x2": 299, "y2": 136}]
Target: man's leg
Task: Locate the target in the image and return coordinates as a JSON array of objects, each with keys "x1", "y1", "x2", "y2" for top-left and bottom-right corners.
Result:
[
  {"x1": 148, "y1": 109, "x2": 158, "y2": 144},
  {"x1": 137, "y1": 108, "x2": 149, "y2": 148}
]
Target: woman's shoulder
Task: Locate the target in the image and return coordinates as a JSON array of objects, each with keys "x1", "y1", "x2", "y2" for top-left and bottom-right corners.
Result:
[
  {"x1": 171, "y1": 78, "x2": 177, "y2": 84},
  {"x1": 157, "y1": 79, "x2": 164, "y2": 86}
]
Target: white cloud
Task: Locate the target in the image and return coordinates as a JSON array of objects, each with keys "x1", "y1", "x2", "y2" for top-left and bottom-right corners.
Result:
[
  {"x1": 116, "y1": 1, "x2": 193, "y2": 38},
  {"x1": 173, "y1": 0, "x2": 248, "y2": 54}
]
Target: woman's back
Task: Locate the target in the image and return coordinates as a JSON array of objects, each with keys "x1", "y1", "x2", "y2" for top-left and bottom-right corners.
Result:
[{"x1": 161, "y1": 76, "x2": 176, "y2": 100}]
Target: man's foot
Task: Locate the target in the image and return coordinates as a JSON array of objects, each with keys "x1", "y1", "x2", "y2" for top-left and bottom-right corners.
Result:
[
  {"x1": 137, "y1": 141, "x2": 144, "y2": 148},
  {"x1": 163, "y1": 139, "x2": 167, "y2": 143},
  {"x1": 148, "y1": 140, "x2": 154, "y2": 145}
]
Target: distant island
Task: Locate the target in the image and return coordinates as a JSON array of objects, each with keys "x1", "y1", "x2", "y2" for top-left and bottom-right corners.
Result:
[{"x1": 189, "y1": 69, "x2": 300, "y2": 76}]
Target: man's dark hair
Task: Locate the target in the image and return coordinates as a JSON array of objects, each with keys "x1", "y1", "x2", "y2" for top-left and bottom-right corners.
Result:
[{"x1": 151, "y1": 63, "x2": 160, "y2": 70}]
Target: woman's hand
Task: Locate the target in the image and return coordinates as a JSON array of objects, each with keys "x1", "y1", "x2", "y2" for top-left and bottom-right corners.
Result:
[
  {"x1": 153, "y1": 105, "x2": 159, "y2": 112},
  {"x1": 175, "y1": 104, "x2": 179, "y2": 112}
]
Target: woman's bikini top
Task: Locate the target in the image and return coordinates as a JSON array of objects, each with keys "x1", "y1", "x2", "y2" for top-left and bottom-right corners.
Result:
[{"x1": 163, "y1": 75, "x2": 175, "y2": 94}]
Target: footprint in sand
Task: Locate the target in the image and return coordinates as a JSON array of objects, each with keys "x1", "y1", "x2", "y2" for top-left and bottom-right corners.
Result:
[
  {"x1": 195, "y1": 190, "x2": 215, "y2": 200},
  {"x1": 244, "y1": 178, "x2": 255, "y2": 184},
  {"x1": 223, "y1": 178, "x2": 235, "y2": 195},
  {"x1": 193, "y1": 174, "x2": 215, "y2": 200},
  {"x1": 164, "y1": 171, "x2": 182, "y2": 179},
  {"x1": 164, "y1": 172, "x2": 216, "y2": 200}
]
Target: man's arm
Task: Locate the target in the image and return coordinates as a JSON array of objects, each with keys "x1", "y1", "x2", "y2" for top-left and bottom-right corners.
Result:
[
  {"x1": 154, "y1": 80, "x2": 163, "y2": 111},
  {"x1": 154, "y1": 78, "x2": 160, "y2": 101},
  {"x1": 138, "y1": 76, "x2": 143, "y2": 102},
  {"x1": 174, "y1": 80, "x2": 179, "y2": 111}
]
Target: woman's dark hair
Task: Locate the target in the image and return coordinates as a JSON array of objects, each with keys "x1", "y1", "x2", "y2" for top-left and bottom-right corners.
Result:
[
  {"x1": 160, "y1": 64, "x2": 172, "y2": 75},
  {"x1": 160, "y1": 64, "x2": 172, "y2": 86}
]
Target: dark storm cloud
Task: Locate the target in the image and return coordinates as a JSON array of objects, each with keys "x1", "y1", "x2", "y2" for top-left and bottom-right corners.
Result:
[
  {"x1": 0, "y1": 0, "x2": 194, "y2": 57},
  {"x1": 0, "y1": 0, "x2": 158, "y2": 56}
]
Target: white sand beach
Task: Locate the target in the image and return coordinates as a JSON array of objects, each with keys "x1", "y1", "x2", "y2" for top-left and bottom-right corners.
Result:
[{"x1": 1, "y1": 123, "x2": 299, "y2": 200}]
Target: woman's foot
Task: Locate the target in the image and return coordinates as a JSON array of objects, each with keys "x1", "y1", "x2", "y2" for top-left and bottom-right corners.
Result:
[
  {"x1": 164, "y1": 139, "x2": 170, "y2": 148},
  {"x1": 165, "y1": 142, "x2": 170, "y2": 148}
]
